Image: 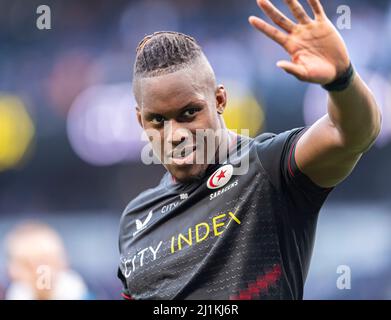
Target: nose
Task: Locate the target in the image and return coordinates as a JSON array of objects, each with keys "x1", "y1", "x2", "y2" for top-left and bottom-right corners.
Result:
[{"x1": 166, "y1": 120, "x2": 191, "y2": 147}]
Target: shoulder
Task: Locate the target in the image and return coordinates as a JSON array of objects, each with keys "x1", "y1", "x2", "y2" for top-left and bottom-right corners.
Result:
[
  {"x1": 254, "y1": 128, "x2": 306, "y2": 163},
  {"x1": 254, "y1": 128, "x2": 306, "y2": 151},
  {"x1": 253, "y1": 127, "x2": 307, "y2": 189},
  {"x1": 254, "y1": 132, "x2": 277, "y2": 144}
]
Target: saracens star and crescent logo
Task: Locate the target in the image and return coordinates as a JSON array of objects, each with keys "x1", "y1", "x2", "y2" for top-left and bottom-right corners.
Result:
[{"x1": 206, "y1": 164, "x2": 234, "y2": 190}]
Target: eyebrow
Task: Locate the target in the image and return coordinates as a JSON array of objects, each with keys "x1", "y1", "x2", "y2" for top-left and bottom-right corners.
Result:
[{"x1": 144, "y1": 101, "x2": 205, "y2": 118}]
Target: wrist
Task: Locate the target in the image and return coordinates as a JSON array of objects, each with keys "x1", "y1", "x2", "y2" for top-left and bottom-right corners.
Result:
[{"x1": 322, "y1": 62, "x2": 355, "y2": 92}]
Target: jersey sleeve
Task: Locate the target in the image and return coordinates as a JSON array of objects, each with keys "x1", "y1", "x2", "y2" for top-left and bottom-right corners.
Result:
[{"x1": 256, "y1": 127, "x2": 334, "y2": 215}]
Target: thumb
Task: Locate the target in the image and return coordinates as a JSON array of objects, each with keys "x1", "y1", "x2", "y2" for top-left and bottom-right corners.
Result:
[{"x1": 276, "y1": 60, "x2": 307, "y2": 80}]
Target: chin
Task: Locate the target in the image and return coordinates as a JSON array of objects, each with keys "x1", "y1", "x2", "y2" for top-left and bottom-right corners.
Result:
[{"x1": 169, "y1": 164, "x2": 208, "y2": 183}]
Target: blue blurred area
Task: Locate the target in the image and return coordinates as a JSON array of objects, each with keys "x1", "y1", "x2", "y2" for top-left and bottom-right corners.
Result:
[{"x1": 0, "y1": 0, "x2": 390, "y2": 299}]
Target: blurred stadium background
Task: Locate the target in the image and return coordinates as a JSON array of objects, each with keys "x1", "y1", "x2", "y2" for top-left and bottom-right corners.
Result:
[{"x1": 0, "y1": 0, "x2": 391, "y2": 299}]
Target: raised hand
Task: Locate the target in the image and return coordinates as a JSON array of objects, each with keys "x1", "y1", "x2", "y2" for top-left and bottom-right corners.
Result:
[{"x1": 249, "y1": 0, "x2": 350, "y2": 85}]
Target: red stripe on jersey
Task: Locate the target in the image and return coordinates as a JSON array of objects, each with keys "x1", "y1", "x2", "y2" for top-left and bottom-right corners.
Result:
[
  {"x1": 121, "y1": 292, "x2": 133, "y2": 300},
  {"x1": 229, "y1": 264, "x2": 282, "y2": 300}
]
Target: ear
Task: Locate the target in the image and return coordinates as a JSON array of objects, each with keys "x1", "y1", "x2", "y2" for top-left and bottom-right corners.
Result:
[
  {"x1": 215, "y1": 84, "x2": 227, "y2": 115},
  {"x1": 136, "y1": 106, "x2": 143, "y2": 128}
]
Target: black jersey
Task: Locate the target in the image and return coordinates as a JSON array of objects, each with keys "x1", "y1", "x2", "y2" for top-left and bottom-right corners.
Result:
[{"x1": 118, "y1": 127, "x2": 333, "y2": 300}]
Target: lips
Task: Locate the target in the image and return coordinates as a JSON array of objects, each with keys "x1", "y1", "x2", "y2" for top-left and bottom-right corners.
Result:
[{"x1": 168, "y1": 145, "x2": 197, "y2": 165}]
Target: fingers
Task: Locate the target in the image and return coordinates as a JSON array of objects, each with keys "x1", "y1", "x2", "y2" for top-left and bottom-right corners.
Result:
[
  {"x1": 285, "y1": 0, "x2": 311, "y2": 24},
  {"x1": 276, "y1": 60, "x2": 308, "y2": 80},
  {"x1": 256, "y1": 0, "x2": 296, "y2": 33},
  {"x1": 307, "y1": 0, "x2": 325, "y2": 19},
  {"x1": 249, "y1": 16, "x2": 288, "y2": 48}
]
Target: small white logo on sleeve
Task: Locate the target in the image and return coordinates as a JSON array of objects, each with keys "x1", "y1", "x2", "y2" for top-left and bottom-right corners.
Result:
[
  {"x1": 207, "y1": 164, "x2": 234, "y2": 189},
  {"x1": 180, "y1": 193, "x2": 188, "y2": 200},
  {"x1": 133, "y1": 210, "x2": 153, "y2": 237}
]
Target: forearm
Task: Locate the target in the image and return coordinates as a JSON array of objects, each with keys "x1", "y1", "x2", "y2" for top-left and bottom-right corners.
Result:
[{"x1": 327, "y1": 72, "x2": 382, "y2": 153}]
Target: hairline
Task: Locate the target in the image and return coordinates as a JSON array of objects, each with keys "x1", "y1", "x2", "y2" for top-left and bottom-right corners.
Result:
[{"x1": 133, "y1": 54, "x2": 216, "y2": 109}]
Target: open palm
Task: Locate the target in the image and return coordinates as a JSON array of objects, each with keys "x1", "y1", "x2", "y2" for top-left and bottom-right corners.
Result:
[{"x1": 249, "y1": 0, "x2": 350, "y2": 85}]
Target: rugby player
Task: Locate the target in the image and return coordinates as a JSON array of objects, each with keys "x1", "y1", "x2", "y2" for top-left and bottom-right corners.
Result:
[{"x1": 118, "y1": 0, "x2": 381, "y2": 299}]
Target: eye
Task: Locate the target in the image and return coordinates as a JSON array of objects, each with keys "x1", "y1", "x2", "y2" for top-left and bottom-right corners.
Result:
[
  {"x1": 182, "y1": 107, "x2": 200, "y2": 118},
  {"x1": 150, "y1": 115, "x2": 165, "y2": 125}
]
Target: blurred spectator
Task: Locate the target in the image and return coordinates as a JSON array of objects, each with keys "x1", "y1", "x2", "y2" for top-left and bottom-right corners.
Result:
[{"x1": 4, "y1": 222, "x2": 91, "y2": 300}]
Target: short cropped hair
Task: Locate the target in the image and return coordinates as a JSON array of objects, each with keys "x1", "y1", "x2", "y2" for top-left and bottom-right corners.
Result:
[{"x1": 133, "y1": 31, "x2": 203, "y2": 78}]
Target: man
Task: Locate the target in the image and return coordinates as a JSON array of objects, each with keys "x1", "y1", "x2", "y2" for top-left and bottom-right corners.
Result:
[
  {"x1": 118, "y1": 0, "x2": 381, "y2": 299},
  {"x1": 5, "y1": 222, "x2": 90, "y2": 300}
]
